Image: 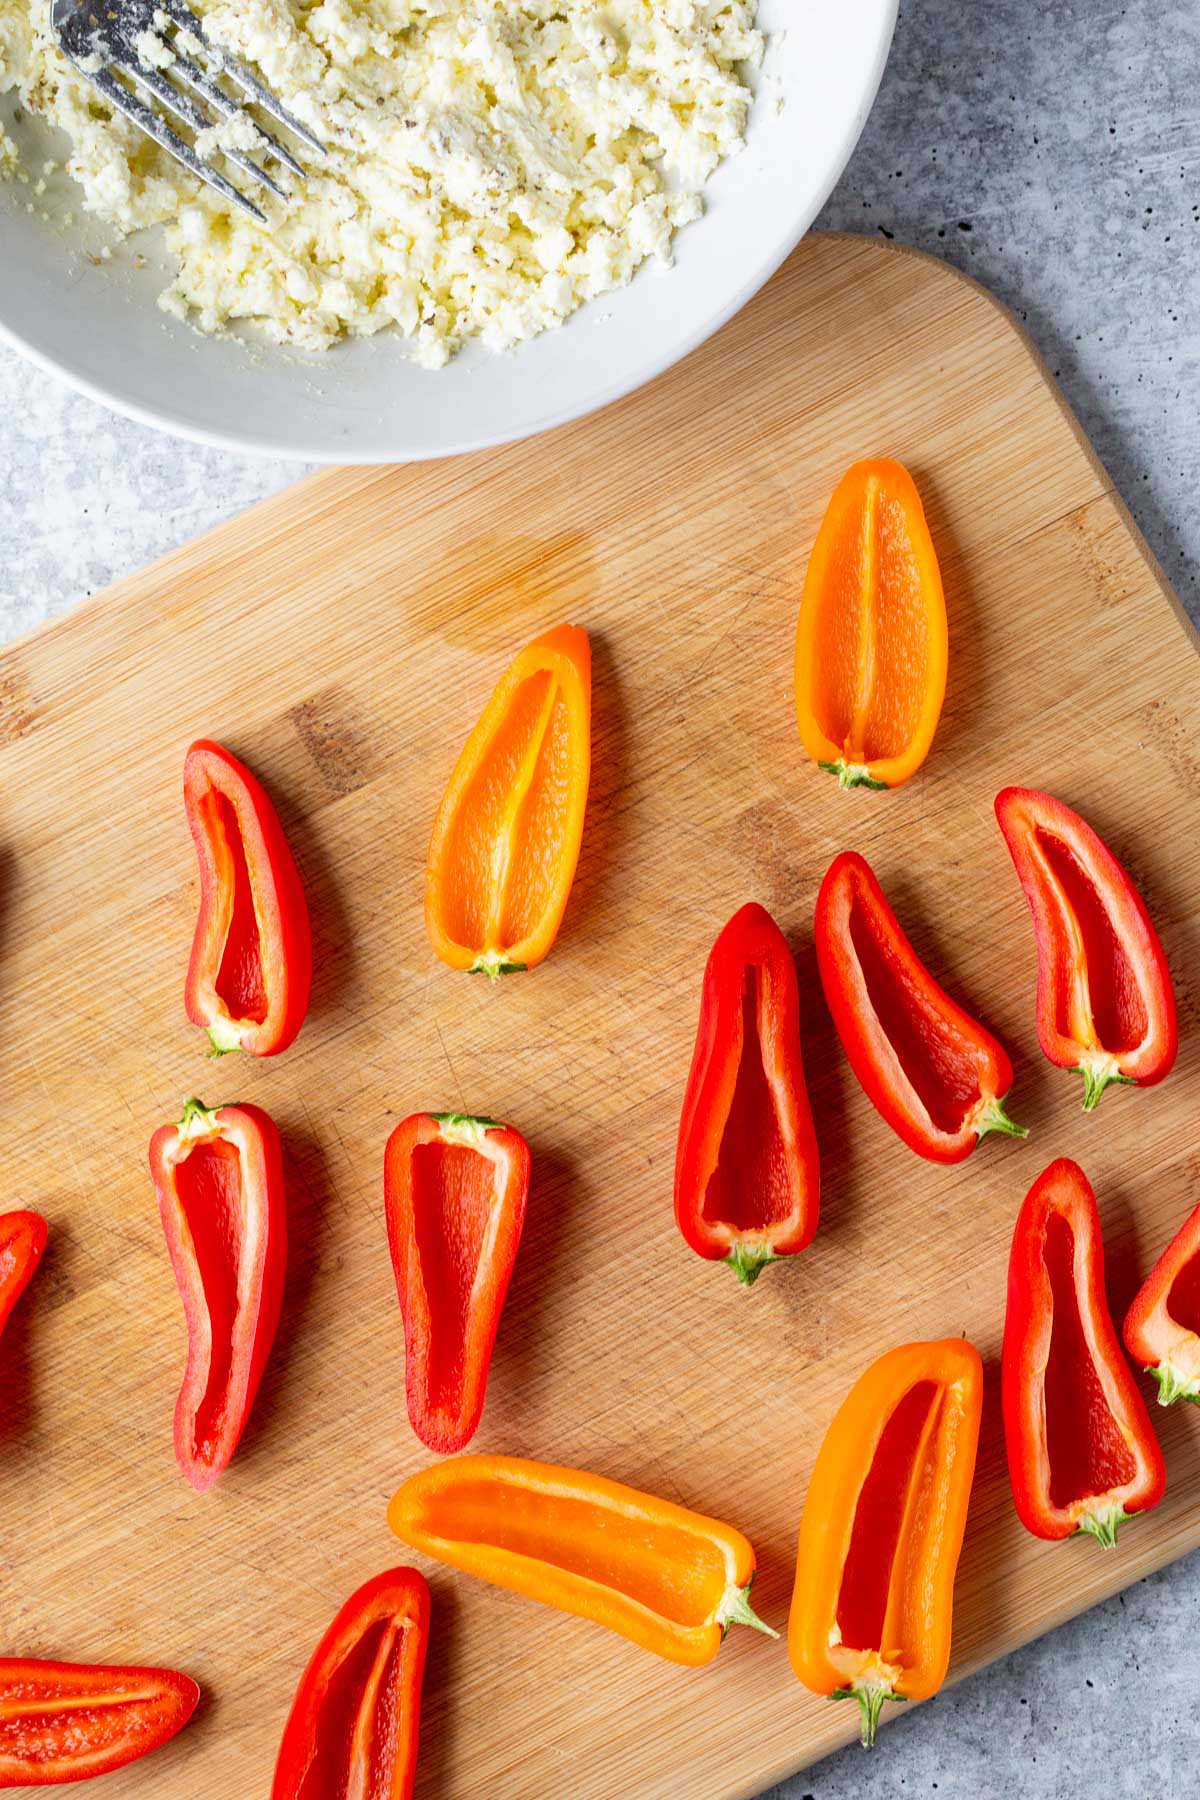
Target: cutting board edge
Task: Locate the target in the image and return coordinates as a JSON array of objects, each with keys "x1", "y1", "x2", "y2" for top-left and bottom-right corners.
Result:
[
  {"x1": 2, "y1": 234, "x2": 1195, "y2": 676},
  {"x1": 819, "y1": 232, "x2": 1198, "y2": 657}
]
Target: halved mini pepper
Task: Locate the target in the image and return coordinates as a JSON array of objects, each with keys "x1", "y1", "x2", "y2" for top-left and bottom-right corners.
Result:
[
  {"x1": 184, "y1": 738, "x2": 312, "y2": 1056},
  {"x1": 995, "y1": 786, "x2": 1177, "y2": 1110},
  {"x1": 815, "y1": 851, "x2": 1026, "y2": 1162},
  {"x1": 425, "y1": 624, "x2": 591, "y2": 976},
  {"x1": 788, "y1": 1338, "x2": 982, "y2": 1747},
  {"x1": 384, "y1": 1112, "x2": 530, "y2": 1454},
  {"x1": 1003, "y1": 1158, "x2": 1165, "y2": 1546},
  {"x1": 1125, "y1": 1202, "x2": 1200, "y2": 1406},
  {"x1": 388, "y1": 1453, "x2": 777, "y2": 1666},
  {"x1": 674, "y1": 902, "x2": 820, "y2": 1285},
  {"x1": 272, "y1": 1568, "x2": 430, "y2": 1800},
  {"x1": 0, "y1": 1210, "x2": 47, "y2": 1342},
  {"x1": 794, "y1": 459, "x2": 948, "y2": 790},
  {"x1": 0, "y1": 1656, "x2": 198, "y2": 1787},
  {"x1": 149, "y1": 1097, "x2": 288, "y2": 1491}
]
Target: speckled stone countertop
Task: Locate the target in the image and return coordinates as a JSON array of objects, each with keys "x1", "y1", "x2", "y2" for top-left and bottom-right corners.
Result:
[{"x1": 2, "y1": 2, "x2": 1197, "y2": 1794}]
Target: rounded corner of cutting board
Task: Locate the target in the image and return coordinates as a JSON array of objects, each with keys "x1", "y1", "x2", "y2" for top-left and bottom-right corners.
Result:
[{"x1": 810, "y1": 230, "x2": 1198, "y2": 655}]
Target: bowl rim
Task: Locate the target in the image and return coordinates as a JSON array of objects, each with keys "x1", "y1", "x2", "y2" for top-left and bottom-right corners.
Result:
[{"x1": 0, "y1": 0, "x2": 898, "y2": 463}]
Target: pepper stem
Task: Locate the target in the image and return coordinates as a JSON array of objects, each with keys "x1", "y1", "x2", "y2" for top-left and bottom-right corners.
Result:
[
  {"x1": 1075, "y1": 1501, "x2": 1128, "y2": 1548},
  {"x1": 715, "y1": 1579, "x2": 779, "y2": 1640},
  {"x1": 817, "y1": 759, "x2": 890, "y2": 792},
  {"x1": 468, "y1": 952, "x2": 528, "y2": 979},
  {"x1": 1147, "y1": 1361, "x2": 1200, "y2": 1407},
  {"x1": 726, "y1": 1242, "x2": 781, "y2": 1287},
  {"x1": 430, "y1": 1112, "x2": 504, "y2": 1148},
  {"x1": 974, "y1": 1095, "x2": 1029, "y2": 1142},
  {"x1": 1074, "y1": 1061, "x2": 1136, "y2": 1113},
  {"x1": 178, "y1": 1097, "x2": 220, "y2": 1137},
  {"x1": 206, "y1": 1015, "x2": 245, "y2": 1057},
  {"x1": 831, "y1": 1678, "x2": 907, "y2": 1748}
]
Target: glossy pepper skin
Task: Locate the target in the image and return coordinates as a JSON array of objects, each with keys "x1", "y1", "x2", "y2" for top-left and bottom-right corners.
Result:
[
  {"x1": 272, "y1": 1568, "x2": 430, "y2": 1800},
  {"x1": 995, "y1": 786, "x2": 1176, "y2": 1111},
  {"x1": 815, "y1": 852, "x2": 1027, "y2": 1162},
  {"x1": 1003, "y1": 1158, "x2": 1165, "y2": 1547},
  {"x1": 184, "y1": 738, "x2": 312, "y2": 1056},
  {"x1": 0, "y1": 1657, "x2": 198, "y2": 1788},
  {"x1": 674, "y1": 903, "x2": 820, "y2": 1285},
  {"x1": 149, "y1": 1097, "x2": 287, "y2": 1491},
  {"x1": 384, "y1": 1112, "x2": 530, "y2": 1454},
  {"x1": 0, "y1": 1210, "x2": 47, "y2": 1341},
  {"x1": 1125, "y1": 1201, "x2": 1200, "y2": 1406},
  {"x1": 425, "y1": 624, "x2": 591, "y2": 976},
  {"x1": 788, "y1": 1339, "x2": 982, "y2": 1748},
  {"x1": 794, "y1": 459, "x2": 948, "y2": 790},
  {"x1": 388, "y1": 1454, "x2": 777, "y2": 1667}
]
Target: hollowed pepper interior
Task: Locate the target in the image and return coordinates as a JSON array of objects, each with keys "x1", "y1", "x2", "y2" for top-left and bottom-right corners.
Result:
[
  {"x1": 848, "y1": 898, "x2": 981, "y2": 1135},
  {"x1": 413, "y1": 1480, "x2": 727, "y2": 1628},
  {"x1": 702, "y1": 969, "x2": 793, "y2": 1231},
  {"x1": 1042, "y1": 1210, "x2": 1136, "y2": 1511}
]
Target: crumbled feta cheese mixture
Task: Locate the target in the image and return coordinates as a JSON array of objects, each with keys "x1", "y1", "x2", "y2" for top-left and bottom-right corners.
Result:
[{"x1": 0, "y1": 0, "x2": 762, "y2": 364}]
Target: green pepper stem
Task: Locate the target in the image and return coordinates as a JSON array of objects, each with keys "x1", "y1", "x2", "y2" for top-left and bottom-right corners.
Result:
[
  {"x1": 206, "y1": 1016, "x2": 244, "y2": 1057},
  {"x1": 178, "y1": 1097, "x2": 221, "y2": 1137},
  {"x1": 716, "y1": 1579, "x2": 779, "y2": 1640},
  {"x1": 831, "y1": 1679, "x2": 907, "y2": 1748},
  {"x1": 1148, "y1": 1361, "x2": 1200, "y2": 1407},
  {"x1": 726, "y1": 1242, "x2": 781, "y2": 1287},
  {"x1": 430, "y1": 1112, "x2": 504, "y2": 1148},
  {"x1": 1075, "y1": 1501, "x2": 1128, "y2": 1548},
  {"x1": 974, "y1": 1095, "x2": 1029, "y2": 1141},
  {"x1": 817, "y1": 759, "x2": 890, "y2": 792},
  {"x1": 468, "y1": 952, "x2": 528, "y2": 978},
  {"x1": 1074, "y1": 1062, "x2": 1136, "y2": 1113}
]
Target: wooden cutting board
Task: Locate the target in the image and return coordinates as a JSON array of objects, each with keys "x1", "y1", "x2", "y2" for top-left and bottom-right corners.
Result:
[{"x1": 1, "y1": 233, "x2": 1198, "y2": 1800}]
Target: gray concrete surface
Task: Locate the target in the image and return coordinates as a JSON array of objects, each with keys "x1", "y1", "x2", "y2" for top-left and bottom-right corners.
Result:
[{"x1": 2, "y1": 1, "x2": 1197, "y2": 1795}]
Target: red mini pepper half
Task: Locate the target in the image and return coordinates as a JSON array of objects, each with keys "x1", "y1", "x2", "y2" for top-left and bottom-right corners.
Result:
[
  {"x1": 995, "y1": 786, "x2": 1177, "y2": 1111},
  {"x1": 385, "y1": 1112, "x2": 530, "y2": 1454},
  {"x1": 675, "y1": 903, "x2": 820, "y2": 1285},
  {"x1": 149, "y1": 1097, "x2": 287, "y2": 1491},
  {"x1": 1124, "y1": 1201, "x2": 1200, "y2": 1406},
  {"x1": 272, "y1": 1568, "x2": 430, "y2": 1800},
  {"x1": 0, "y1": 1657, "x2": 198, "y2": 1788},
  {"x1": 0, "y1": 1210, "x2": 47, "y2": 1342},
  {"x1": 815, "y1": 851, "x2": 1027, "y2": 1163},
  {"x1": 184, "y1": 739, "x2": 312, "y2": 1057},
  {"x1": 1003, "y1": 1158, "x2": 1165, "y2": 1546}
]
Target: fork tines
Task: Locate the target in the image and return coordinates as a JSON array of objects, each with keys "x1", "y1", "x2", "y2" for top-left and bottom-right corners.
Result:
[{"x1": 53, "y1": 0, "x2": 323, "y2": 221}]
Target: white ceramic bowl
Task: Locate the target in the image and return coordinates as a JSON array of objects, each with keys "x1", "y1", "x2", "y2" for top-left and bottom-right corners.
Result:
[{"x1": 0, "y1": 0, "x2": 896, "y2": 462}]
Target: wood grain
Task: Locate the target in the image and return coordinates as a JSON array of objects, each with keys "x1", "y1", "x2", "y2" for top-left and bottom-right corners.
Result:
[{"x1": 0, "y1": 233, "x2": 1197, "y2": 1800}]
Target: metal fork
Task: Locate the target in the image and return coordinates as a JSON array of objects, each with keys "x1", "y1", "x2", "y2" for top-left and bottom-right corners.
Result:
[{"x1": 51, "y1": 0, "x2": 323, "y2": 222}]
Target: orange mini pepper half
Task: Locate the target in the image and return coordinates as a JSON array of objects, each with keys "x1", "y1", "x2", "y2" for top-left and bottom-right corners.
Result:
[
  {"x1": 425, "y1": 625, "x2": 591, "y2": 976},
  {"x1": 387, "y1": 1454, "x2": 777, "y2": 1667},
  {"x1": 1124, "y1": 1200, "x2": 1200, "y2": 1407},
  {"x1": 794, "y1": 459, "x2": 948, "y2": 791},
  {"x1": 0, "y1": 1210, "x2": 47, "y2": 1343},
  {"x1": 271, "y1": 1568, "x2": 430, "y2": 1800},
  {"x1": 788, "y1": 1339, "x2": 982, "y2": 1747},
  {"x1": 1003, "y1": 1158, "x2": 1165, "y2": 1546}
]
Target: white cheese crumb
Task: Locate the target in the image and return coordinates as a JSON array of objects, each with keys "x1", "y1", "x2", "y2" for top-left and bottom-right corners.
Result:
[
  {"x1": 0, "y1": 0, "x2": 763, "y2": 363},
  {"x1": 134, "y1": 24, "x2": 175, "y2": 70}
]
